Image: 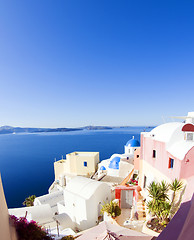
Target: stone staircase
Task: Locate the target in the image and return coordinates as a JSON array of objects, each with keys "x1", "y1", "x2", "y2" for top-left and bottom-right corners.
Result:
[{"x1": 136, "y1": 195, "x2": 147, "y2": 221}]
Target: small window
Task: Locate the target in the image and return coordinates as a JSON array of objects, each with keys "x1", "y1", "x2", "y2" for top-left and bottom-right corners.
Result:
[
  {"x1": 168, "y1": 158, "x2": 174, "y2": 169},
  {"x1": 136, "y1": 155, "x2": 139, "y2": 158},
  {"x1": 186, "y1": 133, "x2": 193, "y2": 141},
  {"x1": 84, "y1": 161, "x2": 87, "y2": 167},
  {"x1": 153, "y1": 150, "x2": 156, "y2": 158},
  {"x1": 143, "y1": 175, "x2": 147, "y2": 188}
]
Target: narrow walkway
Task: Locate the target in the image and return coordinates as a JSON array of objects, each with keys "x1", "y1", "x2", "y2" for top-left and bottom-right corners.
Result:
[
  {"x1": 116, "y1": 208, "x2": 131, "y2": 226},
  {"x1": 116, "y1": 195, "x2": 147, "y2": 232}
]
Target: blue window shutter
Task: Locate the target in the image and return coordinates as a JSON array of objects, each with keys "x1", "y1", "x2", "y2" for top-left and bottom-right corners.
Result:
[{"x1": 171, "y1": 159, "x2": 174, "y2": 168}]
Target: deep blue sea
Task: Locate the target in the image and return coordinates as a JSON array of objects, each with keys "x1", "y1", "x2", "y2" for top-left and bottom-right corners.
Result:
[{"x1": 0, "y1": 127, "x2": 152, "y2": 208}]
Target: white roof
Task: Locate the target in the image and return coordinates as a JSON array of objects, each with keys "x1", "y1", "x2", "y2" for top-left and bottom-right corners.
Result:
[
  {"x1": 167, "y1": 140, "x2": 194, "y2": 160},
  {"x1": 149, "y1": 122, "x2": 184, "y2": 143},
  {"x1": 65, "y1": 176, "x2": 109, "y2": 199},
  {"x1": 54, "y1": 213, "x2": 74, "y2": 229},
  {"x1": 146, "y1": 122, "x2": 194, "y2": 160},
  {"x1": 9, "y1": 204, "x2": 53, "y2": 224},
  {"x1": 34, "y1": 191, "x2": 63, "y2": 208}
]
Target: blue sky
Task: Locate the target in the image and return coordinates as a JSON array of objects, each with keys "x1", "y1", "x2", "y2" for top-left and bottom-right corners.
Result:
[{"x1": 0, "y1": 0, "x2": 194, "y2": 127}]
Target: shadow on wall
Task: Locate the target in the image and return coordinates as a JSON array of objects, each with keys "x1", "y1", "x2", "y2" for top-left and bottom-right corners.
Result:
[{"x1": 0, "y1": 174, "x2": 17, "y2": 240}]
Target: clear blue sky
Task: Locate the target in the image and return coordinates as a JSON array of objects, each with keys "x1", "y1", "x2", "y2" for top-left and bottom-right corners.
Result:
[{"x1": 0, "y1": 0, "x2": 194, "y2": 127}]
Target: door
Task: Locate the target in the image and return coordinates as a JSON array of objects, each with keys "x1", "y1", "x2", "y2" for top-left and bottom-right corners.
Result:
[{"x1": 121, "y1": 190, "x2": 133, "y2": 208}]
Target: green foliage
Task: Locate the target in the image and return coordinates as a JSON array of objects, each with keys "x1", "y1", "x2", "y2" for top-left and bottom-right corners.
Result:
[
  {"x1": 147, "y1": 181, "x2": 171, "y2": 224},
  {"x1": 169, "y1": 178, "x2": 184, "y2": 217},
  {"x1": 101, "y1": 201, "x2": 121, "y2": 218},
  {"x1": 61, "y1": 236, "x2": 74, "y2": 240},
  {"x1": 23, "y1": 195, "x2": 36, "y2": 207},
  {"x1": 147, "y1": 179, "x2": 185, "y2": 224},
  {"x1": 169, "y1": 178, "x2": 184, "y2": 192}
]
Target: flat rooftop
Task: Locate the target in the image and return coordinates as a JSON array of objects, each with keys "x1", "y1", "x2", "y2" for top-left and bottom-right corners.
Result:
[
  {"x1": 98, "y1": 175, "x2": 124, "y2": 184},
  {"x1": 68, "y1": 151, "x2": 99, "y2": 156}
]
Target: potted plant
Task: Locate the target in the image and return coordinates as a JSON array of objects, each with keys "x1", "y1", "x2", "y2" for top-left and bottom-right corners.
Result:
[
  {"x1": 101, "y1": 200, "x2": 121, "y2": 219},
  {"x1": 146, "y1": 179, "x2": 184, "y2": 233}
]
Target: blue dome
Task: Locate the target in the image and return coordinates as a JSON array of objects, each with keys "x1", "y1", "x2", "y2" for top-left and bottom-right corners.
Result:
[
  {"x1": 126, "y1": 138, "x2": 140, "y2": 147},
  {"x1": 108, "y1": 157, "x2": 121, "y2": 169},
  {"x1": 100, "y1": 166, "x2": 106, "y2": 170}
]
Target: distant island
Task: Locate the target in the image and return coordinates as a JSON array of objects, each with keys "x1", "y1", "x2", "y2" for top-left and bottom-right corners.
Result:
[{"x1": 0, "y1": 125, "x2": 154, "y2": 135}]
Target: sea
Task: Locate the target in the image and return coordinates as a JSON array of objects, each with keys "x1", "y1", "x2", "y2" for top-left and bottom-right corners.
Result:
[{"x1": 0, "y1": 127, "x2": 153, "y2": 208}]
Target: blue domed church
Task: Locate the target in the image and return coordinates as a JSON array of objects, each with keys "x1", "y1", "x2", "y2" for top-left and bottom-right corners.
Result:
[
  {"x1": 124, "y1": 136, "x2": 140, "y2": 155},
  {"x1": 97, "y1": 136, "x2": 140, "y2": 177}
]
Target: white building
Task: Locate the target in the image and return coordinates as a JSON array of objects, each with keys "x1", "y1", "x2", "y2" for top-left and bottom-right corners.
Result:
[
  {"x1": 10, "y1": 176, "x2": 111, "y2": 232},
  {"x1": 97, "y1": 136, "x2": 140, "y2": 178},
  {"x1": 34, "y1": 191, "x2": 64, "y2": 215},
  {"x1": 49, "y1": 152, "x2": 99, "y2": 192},
  {"x1": 59, "y1": 176, "x2": 111, "y2": 231},
  {"x1": 9, "y1": 204, "x2": 56, "y2": 227}
]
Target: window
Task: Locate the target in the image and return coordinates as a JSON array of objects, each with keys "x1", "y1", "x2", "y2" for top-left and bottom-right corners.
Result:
[
  {"x1": 168, "y1": 158, "x2": 174, "y2": 169},
  {"x1": 84, "y1": 161, "x2": 87, "y2": 167},
  {"x1": 186, "y1": 133, "x2": 193, "y2": 141},
  {"x1": 136, "y1": 155, "x2": 139, "y2": 158},
  {"x1": 153, "y1": 150, "x2": 156, "y2": 158},
  {"x1": 143, "y1": 175, "x2": 147, "y2": 188}
]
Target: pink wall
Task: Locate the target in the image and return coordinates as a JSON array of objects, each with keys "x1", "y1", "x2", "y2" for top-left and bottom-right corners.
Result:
[
  {"x1": 180, "y1": 147, "x2": 194, "y2": 179},
  {"x1": 134, "y1": 147, "x2": 141, "y2": 171},
  {"x1": 141, "y1": 133, "x2": 182, "y2": 180}
]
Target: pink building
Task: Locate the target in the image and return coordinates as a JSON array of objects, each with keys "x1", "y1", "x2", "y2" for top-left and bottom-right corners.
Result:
[{"x1": 135, "y1": 112, "x2": 194, "y2": 202}]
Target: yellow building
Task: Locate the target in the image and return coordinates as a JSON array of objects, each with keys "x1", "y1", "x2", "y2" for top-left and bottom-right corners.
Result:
[{"x1": 54, "y1": 152, "x2": 99, "y2": 183}]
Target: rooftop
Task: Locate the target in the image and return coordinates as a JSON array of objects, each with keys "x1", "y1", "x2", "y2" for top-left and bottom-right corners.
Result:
[
  {"x1": 65, "y1": 176, "x2": 109, "y2": 199},
  {"x1": 68, "y1": 151, "x2": 99, "y2": 157}
]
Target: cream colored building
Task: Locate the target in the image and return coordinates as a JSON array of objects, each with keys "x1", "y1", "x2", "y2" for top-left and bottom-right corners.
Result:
[
  {"x1": 0, "y1": 175, "x2": 17, "y2": 240},
  {"x1": 54, "y1": 152, "x2": 99, "y2": 184}
]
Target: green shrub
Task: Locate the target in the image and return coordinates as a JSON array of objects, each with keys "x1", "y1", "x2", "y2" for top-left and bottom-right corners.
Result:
[
  {"x1": 61, "y1": 236, "x2": 74, "y2": 240},
  {"x1": 23, "y1": 195, "x2": 36, "y2": 207},
  {"x1": 101, "y1": 201, "x2": 121, "y2": 218}
]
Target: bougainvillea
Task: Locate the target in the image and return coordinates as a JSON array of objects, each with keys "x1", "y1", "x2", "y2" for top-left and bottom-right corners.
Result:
[
  {"x1": 126, "y1": 179, "x2": 138, "y2": 186},
  {"x1": 10, "y1": 215, "x2": 53, "y2": 240}
]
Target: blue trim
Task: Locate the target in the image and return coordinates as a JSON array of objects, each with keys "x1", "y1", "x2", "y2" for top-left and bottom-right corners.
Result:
[
  {"x1": 100, "y1": 166, "x2": 106, "y2": 170},
  {"x1": 171, "y1": 159, "x2": 174, "y2": 168}
]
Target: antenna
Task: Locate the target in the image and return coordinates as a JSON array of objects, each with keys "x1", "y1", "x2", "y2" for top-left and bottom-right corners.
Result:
[{"x1": 162, "y1": 116, "x2": 166, "y2": 123}]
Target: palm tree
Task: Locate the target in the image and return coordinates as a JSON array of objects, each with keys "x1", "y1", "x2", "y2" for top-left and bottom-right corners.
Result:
[
  {"x1": 147, "y1": 181, "x2": 170, "y2": 225},
  {"x1": 169, "y1": 178, "x2": 184, "y2": 217},
  {"x1": 23, "y1": 195, "x2": 36, "y2": 207},
  {"x1": 169, "y1": 178, "x2": 184, "y2": 205},
  {"x1": 160, "y1": 180, "x2": 170, "y2": 200}
]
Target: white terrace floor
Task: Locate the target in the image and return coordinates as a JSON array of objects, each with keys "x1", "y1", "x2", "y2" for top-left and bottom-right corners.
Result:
[{"x1": 116, "y1": 195, "x2": 147, "y2": 232}]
